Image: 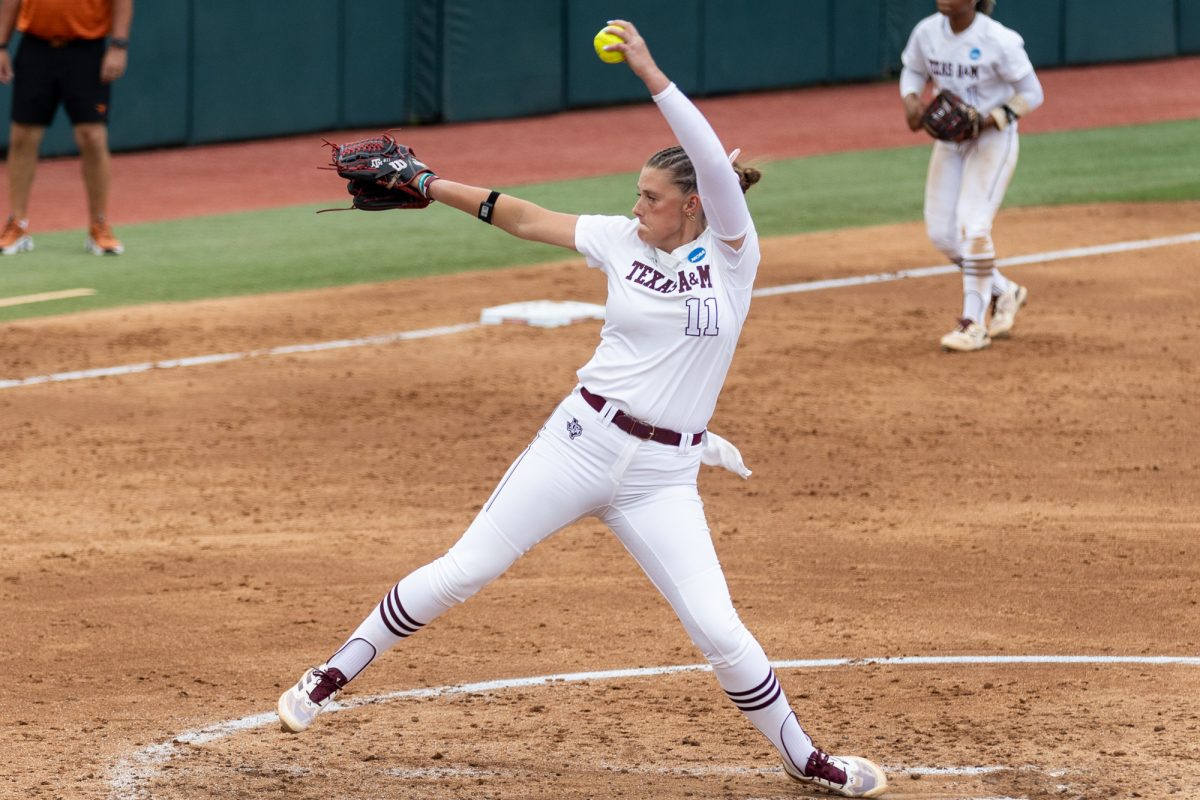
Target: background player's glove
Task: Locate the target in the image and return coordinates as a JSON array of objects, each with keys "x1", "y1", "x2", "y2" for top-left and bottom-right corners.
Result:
[
  {"x1": 326, "y1": 133, "x2": 439, "y2": 211},
  {"x1": 701, "y1": 431, "x2": 752, "y2": 479},
  {"x1": 920, "y1": 91, "x2": 981, "y2": 142}
]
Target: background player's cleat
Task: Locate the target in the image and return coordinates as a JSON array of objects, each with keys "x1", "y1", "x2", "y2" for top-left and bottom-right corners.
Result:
[
  {"x1": 278, "y1": 664, "x2": 347, "y2": 733},
  {"x1": 940, "y1": 317, "x2": 991, "y2": 352},
  {"x1": 0, "y1": 217, "x2": 33, "y2": 255},
  {"x1": 85, "y1": 221, "x2": 124, "y2": 255},
  {"x1": 784, "y1": 749, "x2": 888, "y2": 798},
  {"x1": 988, "y1": 283, "x2": 1028, "y2": 337}
]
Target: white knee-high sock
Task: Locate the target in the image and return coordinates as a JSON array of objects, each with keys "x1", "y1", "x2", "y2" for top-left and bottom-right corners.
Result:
[
  {"x1": 961, "y1": 262, "x2": 993, "y2": 324},
  {"x1": 713, "y1": 649, "x2": 816, "y2": 774},
  {"x1": 324, "y1": 513, "x2": 523, "y2": 682},
  {"x1": 325, "y1": 563, "x2": 455, "y2": 681},
  {"x1": 991, "y1": 268, "x2": 1012, "y2": 296}
]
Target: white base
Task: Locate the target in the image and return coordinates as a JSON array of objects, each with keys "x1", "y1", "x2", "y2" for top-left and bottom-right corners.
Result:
[{"x1": 480, "y1": 300, "x2": 605, "y2": 328}]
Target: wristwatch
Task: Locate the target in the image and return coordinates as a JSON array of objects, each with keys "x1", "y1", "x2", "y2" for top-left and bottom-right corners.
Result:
[{"x1": 110, "y1": 37, "x2": 129, "y2": 49}]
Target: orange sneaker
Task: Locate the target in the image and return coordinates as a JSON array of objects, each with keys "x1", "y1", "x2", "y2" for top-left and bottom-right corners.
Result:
[
  {"x1": 86, "y1": 220, "x2": 124, "y2": 255},
  {"x1": 0, "y1": 216, "x2": 33, "y2": 255}
]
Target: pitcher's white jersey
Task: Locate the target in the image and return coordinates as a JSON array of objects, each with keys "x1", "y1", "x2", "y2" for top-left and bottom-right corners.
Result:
[
  {"x1": 574, "y1": 214, "x2": 760, "y2": 435},
  {"x1": 902, "y1": 12, "x2": 1034, "y2": 118}
]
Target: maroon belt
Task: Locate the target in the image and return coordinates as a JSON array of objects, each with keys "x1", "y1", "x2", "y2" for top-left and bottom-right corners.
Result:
[{"x1": 580, "y1": 387, "x2": 703, "y2": 447}]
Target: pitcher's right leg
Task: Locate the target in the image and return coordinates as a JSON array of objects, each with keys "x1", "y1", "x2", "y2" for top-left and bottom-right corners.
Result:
[{"x1": 280, "y1": 405, "x2": 612, "y2": 732}]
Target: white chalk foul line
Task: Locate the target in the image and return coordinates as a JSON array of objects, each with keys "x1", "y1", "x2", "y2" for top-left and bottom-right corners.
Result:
[
  {"x1": 0, "y1": 287, "x2": 96, "y2": 308},
  {"x1": 752, "y1": 230, "x2": 1200, "y2": 297},
  {"x1": 8, "y1": 231, "x2": 1200, "y2": 393},
  {"x1": 0, "y1": 322, "x2": 480, "y2": 390},
  {"x1": 108, "y1": 654, "x2": 1200, "y2": 799}
]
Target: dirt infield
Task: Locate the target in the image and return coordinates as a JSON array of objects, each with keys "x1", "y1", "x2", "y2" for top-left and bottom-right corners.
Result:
[
  {"x1": 4, "y1": 200, "x2": 1199, "y2": 800},
  {"x1": 2, "y1": 58, "x2": 1199, "y2": 800}
]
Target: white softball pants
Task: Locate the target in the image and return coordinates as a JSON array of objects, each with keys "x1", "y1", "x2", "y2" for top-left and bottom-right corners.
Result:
[
  {"x1": 924, "y1": 124, "x2": 1020, "y2": 264},
  {"x1": 329, "y1": 388, "x2": 817, "y2": 773},
  {"x1": 405, "y1": 388, "x2": 758, "y2": 671}
]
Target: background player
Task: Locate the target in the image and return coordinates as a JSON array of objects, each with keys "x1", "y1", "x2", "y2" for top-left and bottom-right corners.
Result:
[
  {"x1": 0, "y1": 0, "x2": 132, "y2": 256},
  {"x1": 278, "y1": 19, "x2": 887, "y2": 798},
  {"x1": 901, "y1": 0, "x2": 1044, "y2": 351}
]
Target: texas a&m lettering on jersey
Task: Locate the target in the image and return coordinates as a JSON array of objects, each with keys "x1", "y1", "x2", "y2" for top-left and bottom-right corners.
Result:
[
  {"x1": 573, "y1": 213, "x2": 759, "y2": 432},
  {"x1": 927, "y1": 59, "x2": 980, "y2": 81},
  {"x1": 623, "y1": 260, "x2": 712, "y2": 295}
]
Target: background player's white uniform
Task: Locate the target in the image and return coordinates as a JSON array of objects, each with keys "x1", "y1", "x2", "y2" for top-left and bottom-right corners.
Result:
[{"x1": 901, "y1": 10, "x2": 1044, "y2": 345}]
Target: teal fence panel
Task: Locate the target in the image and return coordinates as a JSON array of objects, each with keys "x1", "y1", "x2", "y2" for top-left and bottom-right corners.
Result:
[
  {"x1": 1180, "y1": 0, "x2": 1200, "y2": 54},
  {"x1": 833, "y1": 0, "x2": 889, "y2": 81},
  {"x1": 883, "y1": 0, "x2": 935, "y2": 74},
  {"x1": 993, "y1": 0, "x2": 1064, "y2": 68},
  {"x1": 702, "y1": 0, "x2": 830, "y2": 93},
  {"x1": 0, "y1": 0, "x2": 1194, "y2": 158},
  {"x1": 408, "y1": 0, "x2": 443, "y2": 122},
  {"x1": 565, "y1": 0, "x2": 701, "y2": 108},
  {"x1": 440, "y1": 0, "x2": 563, "y2": 122},
  {"x1": 1063, "y1": 0, "x2": 1178, "y2": 63},
  {"x1": 108, "y1": 1, "x2": 191, "y2": 151},
  {"x1": 190, "y1": 0, "x2": 340, "y2": 142},
  {"x1": 342, "y1": 0, "x2": 416, "y2": 128}
]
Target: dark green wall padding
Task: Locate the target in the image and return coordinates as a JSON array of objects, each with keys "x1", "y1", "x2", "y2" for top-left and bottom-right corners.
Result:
[{"x1": 0, "y1": 0, "x2": 1194, "y2": 157}]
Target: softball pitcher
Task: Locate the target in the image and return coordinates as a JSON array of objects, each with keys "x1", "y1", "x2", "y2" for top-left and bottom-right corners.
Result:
[
  {"x1": 278, "y1": 19, "x2": 886, "y2": 798},
  {"x1": 901, "y1": 0, "x2": 1044, "y2": 351}
]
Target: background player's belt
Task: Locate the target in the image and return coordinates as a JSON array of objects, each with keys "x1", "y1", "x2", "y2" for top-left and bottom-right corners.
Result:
[{"x1": 580, "y1": 387, "x2": 703, "y2": 447}]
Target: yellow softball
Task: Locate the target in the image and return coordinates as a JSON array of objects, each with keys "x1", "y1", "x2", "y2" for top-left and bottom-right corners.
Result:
[{"x1": 593, "y1": 25, "x2": 625, "y2": 64}]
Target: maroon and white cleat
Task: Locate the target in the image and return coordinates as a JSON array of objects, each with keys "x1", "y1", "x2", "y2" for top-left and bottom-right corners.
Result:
[
  {"x1": 784, "y1": 748, "x2": 888, "y2": 797},
  {"x1": 277, "y1": 664, "x2": 348, "y2": 733}
]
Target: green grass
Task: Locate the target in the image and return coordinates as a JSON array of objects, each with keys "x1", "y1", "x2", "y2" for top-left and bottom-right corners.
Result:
[
  {"x1": 1, "y1": 118, "x2": 1196, "y2": 322},
  {"x1": 752, "y1": 119, "x2": 1200, "y2": 232},
  {"x1": 1010, "y1": 122, "x2": 1200, "y2": 204}
]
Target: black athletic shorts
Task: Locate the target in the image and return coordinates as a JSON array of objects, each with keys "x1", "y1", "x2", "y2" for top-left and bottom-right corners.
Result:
[{"x1": 11, "y1": 34, "x2": 111, "y2": 126}]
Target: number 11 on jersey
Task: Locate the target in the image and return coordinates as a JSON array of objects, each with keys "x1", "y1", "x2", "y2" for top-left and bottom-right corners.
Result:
[{"x1": 684, "y1": 297, "x2": 719, "y2": 337}]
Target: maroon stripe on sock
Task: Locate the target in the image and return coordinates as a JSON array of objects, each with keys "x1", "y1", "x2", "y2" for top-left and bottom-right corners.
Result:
[
  {"x1": 392, "y1": 588, "x2": 425, "y2": 630},
  {"x1": 377, "y1": 598, "x2": 409, "y2": 638},
  {"x1": 724, "y1": 669, "x2": 775, "y2": 699},
  {"x1": 737, "y1": 681, "x2": 783, "y2": 712},
  {"x1": 380, "y1": 587, "x2": 421, "y2": 637},
  {"x1": 725, "y1": 670, "x2": 780, "y2": 709}
]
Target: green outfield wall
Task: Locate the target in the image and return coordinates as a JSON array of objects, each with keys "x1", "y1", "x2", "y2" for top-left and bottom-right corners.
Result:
[{"x1": 1, "y1": 0, "x2": 1195, "y2": 157}]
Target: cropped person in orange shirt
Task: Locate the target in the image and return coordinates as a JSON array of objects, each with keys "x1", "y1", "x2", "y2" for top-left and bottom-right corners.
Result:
[{"x1": 0, "y1": 0, "x2": 133, "y2": 255}]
